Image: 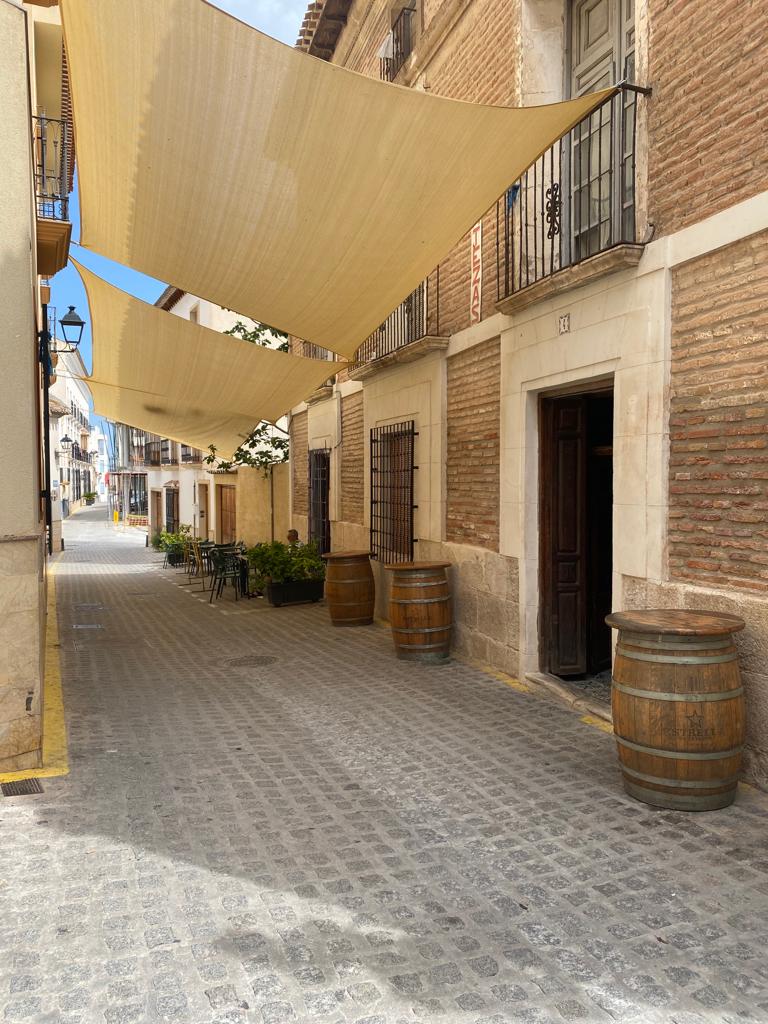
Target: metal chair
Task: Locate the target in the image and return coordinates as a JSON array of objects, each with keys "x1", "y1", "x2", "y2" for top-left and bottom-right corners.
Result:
[{"x1": 209, "y1": 547, "x2": 241, "y2": 602}]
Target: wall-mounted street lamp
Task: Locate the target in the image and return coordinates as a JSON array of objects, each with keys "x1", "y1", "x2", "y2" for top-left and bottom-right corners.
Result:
[{"x1": 40, "y1": 300, "x2": 87, "y2": 554}]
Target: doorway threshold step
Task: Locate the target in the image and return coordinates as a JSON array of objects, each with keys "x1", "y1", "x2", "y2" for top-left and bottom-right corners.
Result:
[{"x1": 524, "y1": 672, "x2": 612, "y2": 724}]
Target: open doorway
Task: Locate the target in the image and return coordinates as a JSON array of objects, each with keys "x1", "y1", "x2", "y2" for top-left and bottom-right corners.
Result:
[{"x1": 539, "y1": 386, "x2": 613, "y2": 695}]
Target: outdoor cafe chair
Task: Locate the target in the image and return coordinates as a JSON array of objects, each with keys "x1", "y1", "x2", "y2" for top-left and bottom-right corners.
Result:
[{"x1": 209, "y1": 547, "x2": 242, "y2": 603}]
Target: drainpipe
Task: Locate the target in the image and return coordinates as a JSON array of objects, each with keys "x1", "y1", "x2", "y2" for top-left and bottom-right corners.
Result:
[
  {"x1": 39, "y1": 303, "x2": 53, "y2": 555},
  {"x1": 270, "y1": 465, "x2": 275, "y2": 542}
]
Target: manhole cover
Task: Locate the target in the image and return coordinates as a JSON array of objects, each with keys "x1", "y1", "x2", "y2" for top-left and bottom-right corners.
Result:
[
  {"x1": 2, "y1": 779, "x2": 43, "y2": 797},
  {"x1": 228, "y1": 655, "x2": 277, "y2": 668}
]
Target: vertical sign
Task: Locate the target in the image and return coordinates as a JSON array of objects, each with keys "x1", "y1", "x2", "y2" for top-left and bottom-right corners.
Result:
[{"x1": 470, "y1": 221, "x2": 482, "y2": 323}]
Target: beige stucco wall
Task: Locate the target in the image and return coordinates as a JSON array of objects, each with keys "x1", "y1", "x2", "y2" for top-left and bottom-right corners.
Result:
[
  {"x1": 235, "y1": 464, "x2": 289, "y2": 546},
  {"x1": 0, "y1": 1, "x2": 45, "y2": 769}
]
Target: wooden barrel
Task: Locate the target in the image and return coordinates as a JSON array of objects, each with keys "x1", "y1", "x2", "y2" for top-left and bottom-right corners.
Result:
[
  {"x1": 322, "y1": 551, "x2": 374, "y2": 626},
  {"x1": 606, "y1": 610, "x2": 745, "y2": 811},
  {"x1": 386, "y1": 561, "x2": 452, "y2": 663}
]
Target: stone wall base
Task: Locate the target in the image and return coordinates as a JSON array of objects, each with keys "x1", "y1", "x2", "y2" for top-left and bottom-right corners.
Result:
[
  {"x1": 0, "y1": 533, "x2": 45, "y2": 766},
  {"x1": 330, "y1": 522, "x2": 519, "y2": 675}
]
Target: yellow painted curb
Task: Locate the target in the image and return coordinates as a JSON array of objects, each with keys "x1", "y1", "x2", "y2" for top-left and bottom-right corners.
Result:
[
  {"x1": 579, "y1": 714, "x2": 614, "y2": 734},
  {"x1": 0, "y1": 563, "x2": 69, "y2": 784}
]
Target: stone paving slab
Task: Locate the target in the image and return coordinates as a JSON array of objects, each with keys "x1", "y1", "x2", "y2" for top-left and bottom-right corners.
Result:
[{"x1": 1, "y1": 508, "x2": 768, "y2": 1024}]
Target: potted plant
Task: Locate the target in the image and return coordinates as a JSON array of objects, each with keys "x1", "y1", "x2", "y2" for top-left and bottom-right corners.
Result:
[
  {"x1": 83, "y1": 491, "x2": 98, "y2": 506},
  {"x1": 159, "y1": 524, "x2": 191, "y2": 566},
  {"x1": 247, "y1": 541, "x2": 325, "y2": 606}
]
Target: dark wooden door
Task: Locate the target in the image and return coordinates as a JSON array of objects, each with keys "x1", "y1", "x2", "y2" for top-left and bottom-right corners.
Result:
[
  {"x1": 165, "y1": 488, "x2": 179, "y2": 533},
  {"x1": 217, "y1": 485, "x2": 237, "y2": 544},
  {"x1": 541, "y1": 396, "x2": 588, "y2": 675}
]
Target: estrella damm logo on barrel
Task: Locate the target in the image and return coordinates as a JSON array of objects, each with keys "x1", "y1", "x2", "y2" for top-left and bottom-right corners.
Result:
[{"x1": 665, "y1": 711, "x2": 716, "y2": 741}]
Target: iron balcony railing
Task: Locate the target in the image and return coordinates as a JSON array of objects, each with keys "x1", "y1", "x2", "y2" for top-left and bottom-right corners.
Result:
[
  {"x1": 299, "y1": 342, "x2": 338, "y2": 387},
  {"x1": 145, "y1": 441, "x2": 162, "y2": 467},
  {"x1": 160, "y1": 440, "x2": 177, "y2": 464},
  {"x1": 497, "y1": 84, "x2": 648, "y2": 299},
  {"x1": 32, "y1": 116, "x2": 71, "y2": 221},
  {"x1": 181, "y1": 445, "x2": 203, "y2": 463},
  {"x1": 380, "y1": 6, "x2": 416, "y2": 82},
  {"x1": 352, "y1": 268, "x2": 440, "y2": 368},
  {"x1": 70, "y1": 443, "x2": 91, "y2": 464}
]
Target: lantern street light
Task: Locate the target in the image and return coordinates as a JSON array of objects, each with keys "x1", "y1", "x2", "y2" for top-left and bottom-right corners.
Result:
[
  {"x1": 58, "y1": 306, "x2": 86, "y2": 350},
  {"x1": 60, "y1": 434, "x2": 73, "y2": 452},
  {"x1": 39, "y1": 298, "x2": 87, "y2": 554}
]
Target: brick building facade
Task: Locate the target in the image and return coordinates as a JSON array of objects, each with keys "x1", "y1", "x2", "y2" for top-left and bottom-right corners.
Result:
[{"x1": 289, "y1": 0, "x2": 768, "y2": 785}]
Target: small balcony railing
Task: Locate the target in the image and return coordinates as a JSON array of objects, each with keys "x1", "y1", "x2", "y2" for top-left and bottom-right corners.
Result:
[
  {"x1": 145, "y1": 442, "x2": 162, "y2": 467},
  {"x1": 70, "y1": 444, "x2": 91, "y2": 464},
  {"x1": 160, "y1": 440, "x2": 176, "y2": 465},
  {"x1": 181, "y1": 446, "x2": 203, "y2": 463},
  {"x1": 497, "y1": 84, "x2": 648, "y2": 299},
  {"x1": 352, "y1": 267, "x2": 440, "y2": 368},
  {"x1": 33, "y1": 116, "x2": 71, "y2": 221},
  {"x1": 298, "y1": 342, "x2": 338, "y2": 387},
  {"x1": 380, "y1": 6, "x2": 415, "y2": 82}
]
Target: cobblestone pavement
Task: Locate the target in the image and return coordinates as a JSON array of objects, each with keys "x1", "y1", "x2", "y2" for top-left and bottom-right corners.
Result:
[{"x1": 2, "y1": 508, "x2": 768, "y2": 1024}]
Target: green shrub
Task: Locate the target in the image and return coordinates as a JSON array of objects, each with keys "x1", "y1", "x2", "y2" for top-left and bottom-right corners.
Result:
[
  {"x1": 247, "y1": 540, "x2": 325, "y2": 586},
  {"x1": 150, "y1": 532, "x2": 163, "y2": 550},
  {"x1": 158, "y1": 524, "x2": 192, "y2": 550}
]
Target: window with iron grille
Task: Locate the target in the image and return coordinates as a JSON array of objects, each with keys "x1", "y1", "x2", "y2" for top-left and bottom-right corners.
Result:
[
  {"x1": 370, "y1": 421, "x2": 417, "y2": 563},
  {"x1": 308, "y1": 447, "x2": 331, "y2": 555},
  {"x1": 165, "y1": 488, "x2": 179, "y2": 533}
]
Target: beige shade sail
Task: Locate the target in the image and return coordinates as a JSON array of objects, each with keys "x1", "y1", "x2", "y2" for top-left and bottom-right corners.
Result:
[
  {"x1": 61, "y1": 0, "x2": 613, "y2": 360},
  {"x1": 74, "y1": 261, "x2": 340, "y2": 457}
]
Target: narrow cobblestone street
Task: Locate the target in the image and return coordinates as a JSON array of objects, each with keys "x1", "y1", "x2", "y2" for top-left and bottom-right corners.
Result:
[{"x1": 2, "y1": 508, "x2": 768, "y2": 1024}]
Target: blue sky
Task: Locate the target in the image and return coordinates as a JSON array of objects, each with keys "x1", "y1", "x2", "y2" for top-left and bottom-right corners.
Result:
[{"x1": 50, "y1": 0, "x2": 310, "y2": 386}]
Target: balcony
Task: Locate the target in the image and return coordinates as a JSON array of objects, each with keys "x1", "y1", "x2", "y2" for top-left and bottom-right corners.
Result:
[
  {"x1": 496, "y1": 85, "x2": 648, "y2": 314},
  {"x1": 70, "y1": 443, "x2": 91, "y2": 465},
  {"x1": 379, "y1": 6, "x2": 415, "y2": 82},
  {"x1": 351, "y1": 268, "x2": 446, "y2": 377},
  {"x1": 33, "y1": 115, "x2": 72, "y2": 276},
  {"x1": 180, "y1": 445, "x2": 203, "y2": 463},
  {"x1": 145, "y1": 441, "x2": 162, "y2": 467},
  {"x1": 160, "y1": 440, "x2": 177, "y2": 465}
]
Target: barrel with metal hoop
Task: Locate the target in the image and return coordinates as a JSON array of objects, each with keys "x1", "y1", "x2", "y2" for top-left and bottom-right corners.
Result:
[
  {"x1": 322, "y1": 550, "x2": 374, "y2": 626},
  {"x1": 386, "y1": 561, "x2": 452, "y2": 663},
  {"x1": 606, "y1": 610, "x2": 745, "y2": 811}
]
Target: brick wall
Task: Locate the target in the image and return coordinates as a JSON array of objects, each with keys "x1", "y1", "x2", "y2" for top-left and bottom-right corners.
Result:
[
  {"x1": 420, "y1": 0, "x2": 520, "y2": 337},
  {"x1": 649, "y1": 0, "x2": 768, "y2": 237},
  {"x1": 669, "y1": 230, "x2": 768, "y2": 590},
  {"x1": 340, "y1": 392, "x2": 365, "y2": 524},
  {"x1": 327, "y1": 0, "x2": 521, "y2": 341},
  {"x1": 446, "y1": 337, "x2": 501, "y2": 550},
  {"x1": 290, "y1": 410, "x2": 308, "y2": 516}
]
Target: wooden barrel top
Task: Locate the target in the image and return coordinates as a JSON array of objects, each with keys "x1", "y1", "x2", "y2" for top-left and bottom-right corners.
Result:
[
  {"x1": 384, "y1": 561, "x2": 451, "y2": 572},
  {"x1": 606, "y1": 609, "x2": 745, "y2": 635},
  {"x1": 322, "y1": 550, "x2": 371, "y2": 560}
]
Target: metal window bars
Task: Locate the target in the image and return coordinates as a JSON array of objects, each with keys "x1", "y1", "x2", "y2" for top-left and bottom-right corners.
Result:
[
  {"x1": 32, "y1": 116, "x2": 70, "y2": 221},
  {"x1": 352, "y1": 268, "x2": 439, "y2": 368},
  {"x1": 370, "y1": 420, "x2": 417, "y2": 563},
  {"x1": 496, "y1": 84, "x2": 648, "y2": 300},
  {"x1": 308, "y1": 447, "x2": 331, "y2": 555},
  {"x1": 380, "y1": 6, "x2": 416, "y2": 82}
]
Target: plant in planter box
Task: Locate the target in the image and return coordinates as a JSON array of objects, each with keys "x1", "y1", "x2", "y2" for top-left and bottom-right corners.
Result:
[
  {"x1": 83, "y1": 491, "x2": 98, "y2": 506},
  {"x1": 247, "y1": 541, "x2": 325, "y2": 606}
]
